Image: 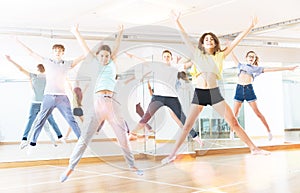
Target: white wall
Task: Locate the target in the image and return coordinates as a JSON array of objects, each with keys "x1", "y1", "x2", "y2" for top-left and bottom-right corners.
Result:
[
  {"x1": 243, "y1": 64, "x2": 285, "y2": 136},
  {"x1": 0, "y1": 34, "x2": 299, "y2": 160}
]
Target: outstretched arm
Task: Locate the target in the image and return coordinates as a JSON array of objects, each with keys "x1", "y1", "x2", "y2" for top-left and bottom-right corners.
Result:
[
  {"x1": 147, "y1": 80, "x2": 153, "y2": 96},
  {"x1": 82, "y1": 82, "x2": 90, "y2": 93},
  {"x1": 15, "y1": 37, "x2": 43, "y2": 62},
  {"x1": 67, "y1": 79, "x2": 73, "y2": 91},
  {"x1": 223, "y1": 16, "x2": 258, "y2": 57},
  {"x1": 125, "y1": 52, "x2": 148, "y2": 62},
  {"x1": 70, "y1": 24, "x2": 91, "y2": 68},
  {"x1": 111, "y1": 25, "x2": 124, "y2": 61},
  {"x1": 231, "y1": 52, "x2": 240, "y2": 66},
  {"x1": 5, "y1": 55, "x2": 30, "y2": 77},
  {"x1": 170, "y1": 10, "x2": 196, "y2": 53},
  {"x1": 263, "y1": 66, "x2": 298, "y2": 72},
  {"x1": 183, "y1": 60, "x2": 193, "y2": 69},
  {"x1": 71, "y1": 24, "x2": 92, "y2": 57}
]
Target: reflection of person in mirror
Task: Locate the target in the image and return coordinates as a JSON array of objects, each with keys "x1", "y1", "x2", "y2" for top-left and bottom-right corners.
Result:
[
  {"x1": 5, "y1": 55, "x2": 64, "y2": 149},
  {"x1": 60, "y1": 24, "x2": 142, "y2": 183},
  {"x1": 230, "y1": 51, "x2": 298, "y2": 141},
  {"x1": 64, "y1": 80, "x2": 89, "y2": 140},
  {"x1": 162, "y1": 11, "x2": 271, "y2": 164},
  {"x1": 131, "y1": 50, "x2": 203, "y2": 147},
  {"x1": 15, "y1": 36, "x2": 84, "y2": 148}
]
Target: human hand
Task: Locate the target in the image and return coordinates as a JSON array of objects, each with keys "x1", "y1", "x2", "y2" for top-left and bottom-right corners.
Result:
[
  {"x1": 289, "y1": 66, "x2": 299, "y2": 71},
  {"x1": 70, "y1": 24, "x2": 79, "y2": 35},
  {"x1": 169, "y1": 10, "x2": 181, "y2": 22},
  {"x1": 4, "y1": 55, "x2": 11, "y2": 61},
  {"x1": 251, "y1": 16, "x2": 258, "y2": 28},
  {"x1": 118, "y1": 24, "x2": 124, "y2": 33}
]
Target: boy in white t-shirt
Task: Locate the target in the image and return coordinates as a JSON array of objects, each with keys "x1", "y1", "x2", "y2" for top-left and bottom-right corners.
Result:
[
  {"x1": 132, "y1": 50, "x2": 203, "y2": 146},
  {"x1": 15, "y1": 38, "x2": 85, "y2": 147}
]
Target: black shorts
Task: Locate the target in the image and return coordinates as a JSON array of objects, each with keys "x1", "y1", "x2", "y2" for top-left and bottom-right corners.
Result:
[
  {"x1": 73, "y1": 107, "x2": 83, "y2": 116},
  {"x1": 191, "y1": 87, "x2": 224, "y2": 106}
]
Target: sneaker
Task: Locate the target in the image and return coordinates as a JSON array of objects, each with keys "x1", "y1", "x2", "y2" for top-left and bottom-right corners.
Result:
[
  {"x1": 230, "y1": 131, "x2": 235, "y2": 140},
  {"x1": 193, "y1": 137, "x2": 204, "y2": 147},
  {"x1": 130, "y1": 166, "x2": 144, "y2": 176},
  {"x1": 161, "y1": 155, "x2": 176, "y2": 165},
  {"x1": 60, "y1": 168, "x2": 73, "y2": 183},
  {"x1": 19, "y1": 140, "x2": 28, "y2": 149},
  {"x1": 135, "y1": 169, "x2": 144, "y2": 176},
  {"x1": 268, "y1": 132, "x2": 273, "y2": 141},
  {"x1": 251, "y1": 149, "x2": 271, "y2": 156}
]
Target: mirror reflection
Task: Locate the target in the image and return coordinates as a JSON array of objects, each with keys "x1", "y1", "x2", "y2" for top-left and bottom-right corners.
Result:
[{"x1": 0, "y1": 29, "x2": 299, "y2": 163}]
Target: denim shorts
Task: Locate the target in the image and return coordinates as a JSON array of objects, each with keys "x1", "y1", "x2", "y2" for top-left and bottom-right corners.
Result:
[
  {"x1": 234, "y1": 84, "x2": 257, "y2": 103},
  {"x1": 73, "y1": 107, "x2": 83, "y2": 116}
]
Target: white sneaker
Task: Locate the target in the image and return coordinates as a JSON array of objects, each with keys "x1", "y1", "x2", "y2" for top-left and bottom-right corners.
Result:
[
  {"x1": 268, "y1": 132, "x2": 273, "y2": 141},
  {"x1": 161, "y1": 155, "x2": 176, "y2": 165},
  {"x1": 19, "y1": 140, "x2": 29, "y2": 149},
  {"x1": 60, "y1": 168, "x2": 73, "y2": 183},
  {"x1": 130, "y1": 166, "x2": 144, "y2": 176},
  {"x1": 193, "y1": 137, "x2": 204, "y2": 147},
  {"x1": 230, "y1": 131, "x2": 235, "y2": 140}
]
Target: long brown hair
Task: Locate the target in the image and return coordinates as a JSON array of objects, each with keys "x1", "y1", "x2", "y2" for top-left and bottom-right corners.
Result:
[
  {"x1": 73, "y1": 87, "x2": 83, "y2": 106},
  {"x1": 198, "y1": 32, "x2": 221, "y2": 55}
]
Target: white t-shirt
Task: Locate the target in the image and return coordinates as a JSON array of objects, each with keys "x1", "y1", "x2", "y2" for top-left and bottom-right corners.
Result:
[
  {"x1": 135, "y1": 62, "x2": 178, "y2": 97},
  {"x1": 42, "y1": 57, "x2": 72, "y2": 95}
]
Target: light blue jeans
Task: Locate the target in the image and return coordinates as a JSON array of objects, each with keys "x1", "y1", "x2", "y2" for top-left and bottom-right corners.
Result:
[
  {"x1": 23, "y1": 102, "x2": 62, "y2": 140},
  {"x1": 30, "y1": 95, "x2": 81, "y2": 145}
]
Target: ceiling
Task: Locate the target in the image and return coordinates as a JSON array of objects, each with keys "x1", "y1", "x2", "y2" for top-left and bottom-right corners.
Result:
[
  {"x1": 0, "y1": 0, "x2": 300, "y2": 82},
  {"x1": 0, "y1": 0, "x2": 299, "y2": 44}
]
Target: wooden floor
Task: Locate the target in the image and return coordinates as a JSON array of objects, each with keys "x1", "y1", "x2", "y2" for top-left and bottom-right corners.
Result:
[{"x1": 1, "y1": 148, "x2": 300, "y2": 193}]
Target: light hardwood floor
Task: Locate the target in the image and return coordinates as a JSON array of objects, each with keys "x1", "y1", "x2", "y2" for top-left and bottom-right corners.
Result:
[{"x1": 1, "y1": 148, "x2": 300, "y2": 193}]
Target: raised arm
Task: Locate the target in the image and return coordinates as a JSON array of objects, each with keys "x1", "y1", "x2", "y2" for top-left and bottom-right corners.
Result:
[
  {"x1": 15, "y1": 37, "x2": 43, "y2": 62},
  {"x1": 111, "y1": 25, "x2": 124, "y2": 61},
  {"x1": 125, "y1": 52, "x2": 148, "y2": 62},
  {"x1": 82, "y1": 82, "x2": 90, "y2": 94},
  {"x1": 70, "y1": 24, "x2": 92, "y2": 68},
  {"x1": 231, "y1": 52, "x2": 240, "y2": 66},
  {"x1": 170, "y1": 10, "x2": 196, "y2": 53},
  {"x1": 223, "y1": 16, "x2": 258, "y2": 57},
  {"x1": 176, "y1": 56, "x2": 193, "y2": 69},
  {"x1": 71, "y1": 24, "x2": 92, "y2": 57},
  {"x1": 183, "y1": 60, "x2": 194, "y2": 70},
  {"x1": 5, "y1": 55, "x2": 30, "y2": 77},
  {"x1": 147, "y1": 80, "x2": 153, "y2": 96},
  {"x1": 263, "y1": 65, "x2": 298, "y2": 73}
]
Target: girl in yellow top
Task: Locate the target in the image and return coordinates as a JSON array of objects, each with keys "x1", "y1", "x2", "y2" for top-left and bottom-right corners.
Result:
[{"x1": 162, "y1": 11, "x2": 270, "y2": 164}]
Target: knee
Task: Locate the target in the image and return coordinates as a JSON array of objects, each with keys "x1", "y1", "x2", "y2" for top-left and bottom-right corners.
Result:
[
  {"x1": 183, "y1": 123, "x2": 193, "y2": 133},
  {"x1": 140, "y1": 113, "x2": 151, "y2": 124},
  {"x1": 229, "y1": 118, "x2": 240, "y2": 128}
]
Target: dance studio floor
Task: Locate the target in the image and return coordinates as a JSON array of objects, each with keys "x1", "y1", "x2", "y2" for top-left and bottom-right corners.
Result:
[{"x1": 0, "y1": 138, "x2": 300, "y2": 193}]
